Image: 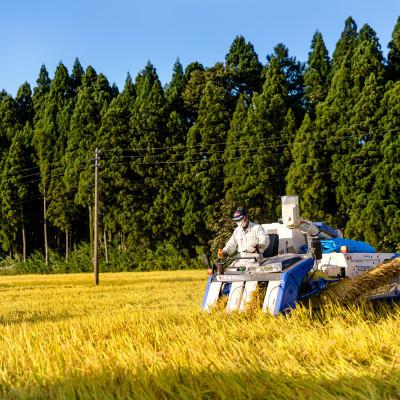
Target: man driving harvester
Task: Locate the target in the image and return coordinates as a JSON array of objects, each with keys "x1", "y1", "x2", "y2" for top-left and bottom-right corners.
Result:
[{"x1": 218, "y1": 207, "x2": 270, "y2": 270}]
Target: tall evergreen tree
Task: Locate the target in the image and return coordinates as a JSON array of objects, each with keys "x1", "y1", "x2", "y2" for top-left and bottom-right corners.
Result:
[
  {"x1": 309, "y1": 52, "x2": 354, "y2": 225},
  {"x1": 33, "y1": 62, "x2": 71, "y2": 181},
  {"x1": 267, "y1": 43, "x2": 304, "y2": 122},
  {"x1": 182, "y1": 64, "x2": 206, "y2": 125},
  {"x1": 183, "y1": 62, "x2": 204, "y2": 82},
  {"x1": 0, "y1": 96, "x2": 21, "y2": 254},
  {"x1": 164, "y1": 60, "x2": 188, "y2": 139},
  {"x1": 286, "y1": 114, "x2": 328, "y2": 220},
  {"x1": 66, "y1": 67, "x2": 114, "y2": 215},
  {"x1": 121, "y1": 72, "x2": 136, "y2": 108},
  {"x1": 387, "y1": 16, "x2": 400, "y2": 82},
  {"x1": 32, "y1": 65, "x2": 51, "y2": 124},
  {"x1": 279, "y1": 108, "x2": 297, "y2": 188},
  {"x1": 225, "y1": 35, "x2": 262, "y2": 99},
  {"x1": 350, "y1": 24, "x2": 384, "y2": 98},
  {"x1": 70, "y1": 58, "x2": 84, "y2": 95},
  {"x1": 147, "y1": 110, "x2": 188, "y2": 248},
  {"x1": 0, "y1": 125, "x2": 35, "y2": 257},
  {"x1": 103, "y1": 74, "x2": 136, "y2": 251},
  {"x1": 331, "y1": 24, "x2": 385, "y2": 226},
  {"x1": 304, "y1": 31, "x2": 331, "y2": 114},
  {"x1": 64, "y1": 66, "x2": 101, "y2": 246},
  {"x1": 224, "y1": 93, "x2": 249, "y2": 205},
  {"x1": 127, "y1": 62, "x2": 167, "y2": 247},
  {"x1": 165, "y1": 59, "x2": 186, "y2": 112},
  {"x1": 96, "y1": 90, "x2": 132, "y2": 258},
  {"x1": 33, "y1": 63, "x2": 74, "y2": 257},
  {"x1": 332, "y1": 17, "x2": 358, "y2": 73},
  {"x1": 148, "y1": 60, "x2": 191, "y2": 246},
  {"x1": 94, "y1": 73, "x2": 114, "y2": 113},
  {"x1": 28, "y1": 64, "x2": 51, "y2": 257},
  {"x1": 334, "y1": 74, "x2": 384, "y2": 233},
  {"x1": 46, "y1": 66, "x2": 84, "y2": 259},
  {"x1": 181, "y1": 80, "x2": 230, "y2": 247},
  {"x1": 0, "y1": 94, "x2": 18, "y2": 152},
  {"x1": 353, "y1": 81, "x2": 400, "y2": 250},
  {"x1": 231, "y1": 56, "x2": 289, "y2": 221},
  {"x1": 15, "y1": 82, "x2": 34, "y2": 126}
]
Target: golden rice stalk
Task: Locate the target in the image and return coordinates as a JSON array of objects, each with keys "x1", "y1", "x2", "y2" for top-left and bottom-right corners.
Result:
[
  {"x1": 209, "y1": 294, "x2": 229, "y2": 312},
  {"x1": 245, "y1": 283, "x2": 267, "y2": 313},
  {"x1": 321, "y1": 258, "x2": 400, "y2": 304}
]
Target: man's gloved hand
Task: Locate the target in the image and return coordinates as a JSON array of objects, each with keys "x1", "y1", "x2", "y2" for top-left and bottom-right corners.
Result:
[{"x1": 217, "y1": 248, "x2": 225, "y2": 259}]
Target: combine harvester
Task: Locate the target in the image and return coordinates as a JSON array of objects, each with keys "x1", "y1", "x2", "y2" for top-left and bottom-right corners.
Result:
[{"x1": 202, "y1": 196, "x2": 400, "y2": 315}]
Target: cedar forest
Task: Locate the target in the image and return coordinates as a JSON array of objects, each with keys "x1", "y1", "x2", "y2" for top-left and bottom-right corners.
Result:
[{"x1": 1, "y1": 16, "x2": 400, "y2": 273}]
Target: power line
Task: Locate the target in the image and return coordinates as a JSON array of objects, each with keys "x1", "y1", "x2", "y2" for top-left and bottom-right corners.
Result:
[
  {"x1": 0, "y1": 148, "x2": 91, "y2": 181},
  {"x1": 99, "y1": 136, "x2": 347, "y2": 163},
  {"x1": 0, "y1": 125, "x2": 391, "y2": 216},
  {"x1": 0, "y1": 125, "x2": 395, "y2": 182},
  {"x1": 98, "y1": 126, "x2": 400, "y2": 155},
  {"x1": 99, "y1": 130, "x2": 395, "y2": 163},
  {"x1": 0, "y1": 160, "x2": 91, "y2": 187}
]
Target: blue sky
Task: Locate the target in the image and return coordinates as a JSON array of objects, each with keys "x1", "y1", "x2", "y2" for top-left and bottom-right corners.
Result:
[{"x1": 1, "y1": 0, "x2": 399, "y2": 97}]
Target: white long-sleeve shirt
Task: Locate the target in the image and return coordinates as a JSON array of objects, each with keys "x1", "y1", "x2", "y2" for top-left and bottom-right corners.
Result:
[{"x1": 223, "y1": 222, "x2": 269, "y2": 256}]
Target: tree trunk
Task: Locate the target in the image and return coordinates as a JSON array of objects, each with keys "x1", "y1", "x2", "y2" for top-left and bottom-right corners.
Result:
[
  {"x1": 121, "y1": 232, "x2": 126, "y2": 252},
  {"x1": 65, "y1": 228, "x2": 69, "y2": 263},
  {"x1": 43, "y1": 190, "x2": 48, "y2": 266},
  {"x1": 89, "y1": 204, "x2": 93, "y2": 246},
  {"x1": 21, "y1": 205, "x2": 26, "y2": 262},
  {"x1": 104, "y1": 229, "x2": 109, "y2": 264}
]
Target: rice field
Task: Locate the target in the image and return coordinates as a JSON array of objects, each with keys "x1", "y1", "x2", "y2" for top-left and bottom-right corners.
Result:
[{"x1": 0, "y1": 270, "x2": 399, "y2": 399}]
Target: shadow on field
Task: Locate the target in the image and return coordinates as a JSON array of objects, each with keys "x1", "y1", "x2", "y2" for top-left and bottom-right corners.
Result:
[{"x1": 3, "y1": 366, "x2": 399, "y2": 399}]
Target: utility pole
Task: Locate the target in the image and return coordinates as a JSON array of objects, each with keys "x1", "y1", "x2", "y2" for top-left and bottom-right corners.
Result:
[{"x1": 93, "y1": 148, "x2": 100, "y2": 286}]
